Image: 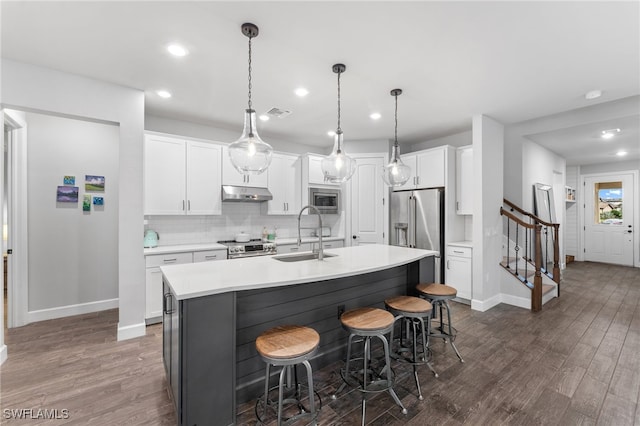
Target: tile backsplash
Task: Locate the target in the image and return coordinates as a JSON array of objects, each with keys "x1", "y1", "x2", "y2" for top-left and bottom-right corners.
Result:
[{"x1": 145, "y1": 202, "x2": 345, "y2": 246}]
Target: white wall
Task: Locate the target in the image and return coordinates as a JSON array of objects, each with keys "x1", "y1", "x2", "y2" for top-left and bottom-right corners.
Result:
[
  {"x1": 2, "y1": 60, "x2": 145, "y2": 341},
  {"x1": 471, "y1": 115, "x2": 504, "y2": 311},
  {"x1": 145, "y1": 114, "x2": 321, "y2": 155},
  {"x1": 26, "y1": 112, "x2": 119, "y2": 313},
  {"x1": 565, "y1": 166, "x2": 579, "y2": 257},
  {"x1": 408, "y1": 130, "x2": 472, "y2": 153}
]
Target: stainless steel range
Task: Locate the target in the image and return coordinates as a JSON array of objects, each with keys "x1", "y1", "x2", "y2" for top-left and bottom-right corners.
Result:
[{"x1": 217, "y1": 239, "x2": 277, "y2": 259}]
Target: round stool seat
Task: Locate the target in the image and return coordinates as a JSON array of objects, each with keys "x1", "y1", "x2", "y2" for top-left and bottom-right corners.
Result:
[
  {"x1": 416, "y1": 283, "x2": 457, "y2": 298},
  {"x1": 385, "y1": 296, "x2": 432, "y2": 314},
  {"x1": 341, "y1": 307, "x2": 394, "y2": 332},
  {"x1": 256, "y1": 325, "x2": 320, "y2": 360}
]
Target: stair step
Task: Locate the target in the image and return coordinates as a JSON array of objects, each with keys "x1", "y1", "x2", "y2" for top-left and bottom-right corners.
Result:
[
  {"x1": 500, "y1": 262, "x2": 536, "y2": 278},
  {"x1": 542, "y1": 284, "x2": 555, "y2": 295}
]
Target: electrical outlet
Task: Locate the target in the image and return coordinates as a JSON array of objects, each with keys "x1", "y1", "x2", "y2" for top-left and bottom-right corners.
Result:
[{"x1": 337, "y1": 304, "x2": 345, "y2": 319}]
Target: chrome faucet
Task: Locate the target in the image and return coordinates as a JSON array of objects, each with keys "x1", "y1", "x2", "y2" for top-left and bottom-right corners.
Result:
[{"x1": 298, "y1": 205, "x2": 324, "y2": 260}]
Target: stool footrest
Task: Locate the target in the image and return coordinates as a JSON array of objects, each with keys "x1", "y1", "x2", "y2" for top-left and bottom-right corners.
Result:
[{"x1": 255, "y1": 384, "x2": 321, "y2": 426}]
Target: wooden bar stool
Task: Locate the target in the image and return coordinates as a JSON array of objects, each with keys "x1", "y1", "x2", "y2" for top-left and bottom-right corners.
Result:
[
  {"x1": 416, "y1": 283, "x2": 464, "y2": 363},
  {"x1": 331, "y1": 307, "x2": 407, "y2": 426},
  {"x1": 385, "y1": 295, "x2": 439, "y2": 400},
  {"x1": 255, "y1": 325, "x2": 321, "y2": 426}
]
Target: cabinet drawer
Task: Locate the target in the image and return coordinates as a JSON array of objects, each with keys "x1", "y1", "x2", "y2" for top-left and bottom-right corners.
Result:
[
  {"x1": 447, "y1": 245, "x2": 472, "y2": 258},
  {"x1": 145, "y1": 252, "x2": 193, "y2": 267},
  {"x1": 193, "y1": 250, "x2": 226, "y2": 262}
]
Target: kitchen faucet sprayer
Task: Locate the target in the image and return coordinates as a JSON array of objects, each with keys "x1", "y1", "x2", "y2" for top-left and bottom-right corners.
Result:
[{"x1": 297, "y1": 205, "x2": 324, "y2": 260}]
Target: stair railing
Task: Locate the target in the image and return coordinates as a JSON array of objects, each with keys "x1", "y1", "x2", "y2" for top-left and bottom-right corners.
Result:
[
  {"x1": 500, "y1": 206, "x2": 543, "y2": 312},
  {"x1": 503, "y1": 199, "x2": 560, "y2": 286}
]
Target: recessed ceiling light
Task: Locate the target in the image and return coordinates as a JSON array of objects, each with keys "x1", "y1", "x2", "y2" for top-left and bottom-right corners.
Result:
[
  {"x1": 156, "y1": 90, "x2": 172, "y2": 99},
  {"x1": 616, "y1": 151, "x2": 628, "y2": 157},
  {"x1": 295, "y1": 88, "x2": 309, "y2": 97},
  {"x1": 167, "y1": 44, "x2": 189, "y2": 57},
  {"x1": 259, "y1": 114, "x2": 270, "y2": 121},
  {"x1": 327, "y1": 130, "x2": 336, "y2": 137},
  {"x1": 601, "y1": 128, "x2": 621, "y2": 139},
  {"x1": 585, "y1": 90, "x2": 602, "y2": 100},
  {"x1": 370, "y1": 112, "x2": 381, "y2": 120}
]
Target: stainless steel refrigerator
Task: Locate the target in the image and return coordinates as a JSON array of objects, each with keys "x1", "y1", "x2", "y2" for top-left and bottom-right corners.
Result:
[{"x1": 390, "y1": 188, "x2": 445, "y2": 283}]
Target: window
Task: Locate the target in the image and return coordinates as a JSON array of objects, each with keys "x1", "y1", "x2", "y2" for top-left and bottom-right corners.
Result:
[{"x1": 594, "y1": 181, "x2": 623, "y2": 224}]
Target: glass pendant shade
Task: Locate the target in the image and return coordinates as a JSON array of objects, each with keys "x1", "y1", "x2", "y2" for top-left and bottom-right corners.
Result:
[
  {"x1": 382, "y1": 88, "x2": 411, "y2": 186},
  {"x1": 229, "y1": 109, "x2": 273, "y2": 174},
  {"x1": 322, "y1": 130, "x2": 356, "y2": 183},
  {"x1": 382, "y1": 144, "x2": 411, "y2": 186}
]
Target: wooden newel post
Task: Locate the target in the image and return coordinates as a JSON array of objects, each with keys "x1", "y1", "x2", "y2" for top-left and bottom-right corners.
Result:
[
  {"x1": 552, "y1": 224, "x2": 560, "y2": 291},
  {"x1": 532, "y1": 224, "x2": 543, "y2": 312}
]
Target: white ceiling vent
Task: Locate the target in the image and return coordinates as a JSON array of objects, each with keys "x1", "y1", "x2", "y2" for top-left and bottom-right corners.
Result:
[{"x1": 265, "y1": 107, "x2": 292, "y2": 119}]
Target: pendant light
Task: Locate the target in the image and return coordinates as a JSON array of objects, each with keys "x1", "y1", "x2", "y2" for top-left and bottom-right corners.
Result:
[
  {"x1": 321, "y1": 64, "x2": 356, "y2": 184},
  {"x1": 228, "y1": 23, "x2": 273, "y2": 175},
  {"x1": 382, "y1": 89, "x2": 411, "y2": 187}
]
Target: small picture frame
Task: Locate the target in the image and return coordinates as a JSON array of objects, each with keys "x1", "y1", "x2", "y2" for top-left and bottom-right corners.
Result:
[
  {"x1": 92, "y1": 196, "x2": 104, "y2": 206},
  {"x1": 85, "y1": 175, "x2": 105, "y2": 191},
  {"x1": 83, "y1": 194, "x2": 91, "y2": 212},
  {"x1": 63, "y1": 176, "x2": 75, "y2": 185},
  {"x1": 56, "y1": 186, "x2": 79, "y2": 203}
]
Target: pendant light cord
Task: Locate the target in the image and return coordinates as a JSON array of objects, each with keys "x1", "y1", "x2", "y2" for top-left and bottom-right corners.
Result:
[
  {"x1": 336, "y1": 70, "x2": 341, "y2": 134},
  {"x1": 247, "y1": 35, "x2": 253, "y2": 135},
  {"x1": 394, "y1": 92, "x2": 399, "y2": 149}
]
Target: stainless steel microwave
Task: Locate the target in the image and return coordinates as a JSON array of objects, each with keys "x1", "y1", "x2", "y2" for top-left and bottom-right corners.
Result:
[{"x1": 309, "y1": 187, "x2": 340, "y2": 214}]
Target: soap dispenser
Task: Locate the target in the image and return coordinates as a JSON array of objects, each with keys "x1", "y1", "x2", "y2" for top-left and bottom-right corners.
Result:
[{"x1": 262, "y1": 226, "x2": 268, "y2": 242}]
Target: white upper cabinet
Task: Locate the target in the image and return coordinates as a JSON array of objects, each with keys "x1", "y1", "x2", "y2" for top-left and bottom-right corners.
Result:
[
  {"x1": 267, "y1": 153, "x2": 301, "y2": 215},
  {"x1": 221, "y1": 145, "x2": 269, "y2": 188},
  {"x1": 186, "y1": 141, "x2": 223, "y2": 215},
  {"x1": 144, "y1": 134, "x2": 186, "y2": 214},
  {"x1": 456, "y1": 145, "x2": 473, "y2": 215},
  {"x1": 394, "y1": 154, "x2": 417, "y2": 191},
  {"x1": 144, "y1": 134, "x2": 222, "y2": 215},
  {"x1": 416, "y1": 148, "x2": 445, "y2": 188},
  {"x1": 393, "y1": 146, "x2": 445, "y2": 191},
  {"x1": 303, "y1": 154, "x2": 341, "y2": 187}
]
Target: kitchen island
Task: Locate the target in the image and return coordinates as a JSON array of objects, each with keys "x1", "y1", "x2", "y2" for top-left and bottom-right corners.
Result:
[{"x1": 160, "y1": 244, "x2": 437, "y2": 426}]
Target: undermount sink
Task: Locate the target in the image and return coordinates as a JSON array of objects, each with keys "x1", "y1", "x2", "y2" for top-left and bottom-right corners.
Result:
[{"x1": 272, "y1": 252, "x2": 337, "y2": 262}]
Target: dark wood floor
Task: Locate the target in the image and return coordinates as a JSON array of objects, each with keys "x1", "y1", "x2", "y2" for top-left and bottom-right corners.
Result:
[{"x1": 1, "y1": 261, "x2": 639, "y2": 425}]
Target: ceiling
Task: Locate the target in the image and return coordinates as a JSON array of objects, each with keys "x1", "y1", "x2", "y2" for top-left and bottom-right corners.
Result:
[{"x1": 1, "y1": 1, "x2": 639, "y2": 165}]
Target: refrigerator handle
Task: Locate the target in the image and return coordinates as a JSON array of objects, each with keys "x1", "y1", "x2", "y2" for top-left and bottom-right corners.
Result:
[{"x1": 408, "y1": 195, "x2": 416, "y2": 247}]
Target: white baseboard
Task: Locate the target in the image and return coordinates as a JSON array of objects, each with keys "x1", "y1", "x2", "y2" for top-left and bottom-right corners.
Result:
[
  {"x1": 27, "y1": 298, "x2": 118, "y2": 323},
  {"x1": 500, "y1": 294, "x2": 530, "y2": 309},
  {"x1": 0, "y1": 344, "x2": 7, "y2": 365},
  {"x1": 470, "y1": 294, "x2": 502, "y2": 312},
  {"x1": 117, "y1": 322, "x2": 146, "y2": 341}
]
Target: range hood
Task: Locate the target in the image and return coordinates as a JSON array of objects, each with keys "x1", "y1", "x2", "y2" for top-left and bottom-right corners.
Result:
[{"x1": 221, "y1": 185, "x2": 273, "y2": 202}]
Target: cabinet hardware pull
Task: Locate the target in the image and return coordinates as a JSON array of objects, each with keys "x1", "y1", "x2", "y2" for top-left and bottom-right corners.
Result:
[
  {"x1": 290, "y1": 247, "x2": 298, "y2": 251},
  {"x1": 325, "y1": 244, "x2": 332, "y2": 248},
  {"x1": 164, "y1": 258, "x2": 177, "y2": 263},
  {"x1": 453, "y1": 250, "x2": 464, "y2": 254},
  {"x1": 204, "y1": 255, "x2": 217, "y2": 259},
  {"x1": 188, "y1": 200, "x2": 191, "y2": 211},
  {"x1": 182, "y1": 200, "x2": 185, "y2": 211},
  {"x1": 447, "y1": 260, "x2": 450, "y2": 269},
  {"x1": 456, "y1": 201, "x2": 459, "y2": 211}
]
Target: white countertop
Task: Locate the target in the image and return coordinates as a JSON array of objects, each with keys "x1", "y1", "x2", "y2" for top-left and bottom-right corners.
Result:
[
  {"x1": 161, "y1": 244, "x2": 437, "y2": 300},
  {"x1": 448, "y1": 240, "x2": 473, "y2": 248},
  {"x1": 144, "y1": 242, "x2": 227, "y2": 255}
]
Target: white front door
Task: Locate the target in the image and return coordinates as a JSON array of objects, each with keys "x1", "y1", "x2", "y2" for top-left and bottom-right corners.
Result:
[
  {"x1": 350, "y1": 156, "x2": 385, "y2": 245},
  {"x1": 584, "y1": 173, "x2": 634, "y2": 266}
]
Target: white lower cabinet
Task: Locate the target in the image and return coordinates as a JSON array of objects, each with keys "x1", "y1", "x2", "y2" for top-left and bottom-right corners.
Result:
[
  {"x1": 145, "y1": 249, "x2": 226, "y2": 323},
  {"x1": 445, "y1": 244, "x2": 472, "y2": 300}
]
